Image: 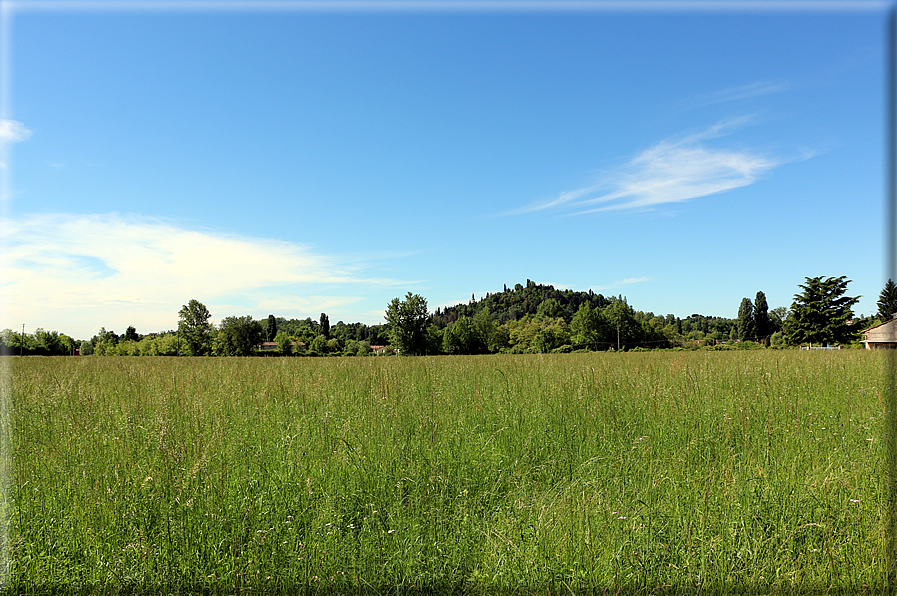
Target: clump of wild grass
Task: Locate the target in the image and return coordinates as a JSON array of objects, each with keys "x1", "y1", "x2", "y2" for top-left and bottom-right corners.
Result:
[{"x1": 5, "y1": 351, "x2": 886, "y2": 593}]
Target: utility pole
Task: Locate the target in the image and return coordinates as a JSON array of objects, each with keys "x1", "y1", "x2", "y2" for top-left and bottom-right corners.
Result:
[
  {"x1": 21, "y1": 323, "x2": 24, "y2": 356},
  {"x1": 617, "y1": 323, "x2": 620, "y2": 352}
]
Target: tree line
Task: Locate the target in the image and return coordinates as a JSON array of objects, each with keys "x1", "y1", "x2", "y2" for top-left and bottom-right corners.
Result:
[
  {"x1": 387, "y1": 275, "x2": 886, "y2": 355},
  {"x1": 3, "y1": 275, "x2": 891, "y2": 357}
]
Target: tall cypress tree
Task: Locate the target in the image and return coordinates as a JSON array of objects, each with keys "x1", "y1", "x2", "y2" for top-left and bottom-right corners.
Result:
[
  {"x1": 320, "y1": 313, "x2": 330, "y2": 339},
  {"x1": 737, "y1": 298, "x2": 755, "y2": 341},
  {"x1": 265, "y1": 314, "x2": 277, "y2": 342},
  {"x1": 754, "y1": 291, "x2": 770, "y2": 345}
]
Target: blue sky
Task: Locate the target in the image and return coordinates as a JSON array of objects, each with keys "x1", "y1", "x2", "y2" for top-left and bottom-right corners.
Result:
[{"x1": 0, "y1": 1, "x2": 889, "y2": 339}]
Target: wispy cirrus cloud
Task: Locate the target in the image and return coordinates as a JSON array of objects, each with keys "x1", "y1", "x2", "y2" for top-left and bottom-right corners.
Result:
[
  {"x1": 1, "y1": 213, "x2": 402, "y2": 334},
  {"x1": 0, "y1": 120, "x2": 30, "y2": 144},
  {"x1": 0, "y1": 119, "x2": 32, "y2": 170},
  {"x1": 685, "y1": 80, "x2": 789, "y2": 108},
  {"x1": 591, "y1": 276, "x2": 651, "y2": 291},
  {"x1": 515, "y1": 118, "x2": 794, "y2": 216}
]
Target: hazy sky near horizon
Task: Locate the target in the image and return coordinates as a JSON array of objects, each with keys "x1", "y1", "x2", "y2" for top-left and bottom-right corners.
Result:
[{"x1": 0, "y1": 1, "x2": 889, "y2": 339}]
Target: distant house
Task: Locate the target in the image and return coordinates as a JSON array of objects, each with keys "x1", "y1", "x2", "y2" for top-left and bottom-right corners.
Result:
[{"x1": 861, "y1": 318, "x2": 897, "y2": 349}]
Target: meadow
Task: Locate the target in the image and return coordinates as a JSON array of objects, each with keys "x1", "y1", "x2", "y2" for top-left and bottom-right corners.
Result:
[{"x1": 2, "y1": 351, "x2": 890, "y2": 594}]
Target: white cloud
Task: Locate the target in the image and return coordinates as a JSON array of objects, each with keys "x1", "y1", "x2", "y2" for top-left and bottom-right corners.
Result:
[
  {"x1": 614, "y1": 276, "x2": 651, "y2": 286},
  {"x1": 244, "y1": 294, "x2": 365, "y2": 315},
  {"x1": 517, "y1": 118, "x2": 786, "y2": 216},
  {"x1": 1, "y1": 213, "x2": 398, "y2": 335},
  {"x1": 591, "y1": 276, "x2": 651, "y2": 291},
  {"x1": 0, "y1": 120, "x2": 31, "y2": 144},
  {"x1": 0, "y1": 119, "x2": 32, "y2": 169},
  {"x1": 685, "y1": 80, "x2": 789, "y2": 108}
]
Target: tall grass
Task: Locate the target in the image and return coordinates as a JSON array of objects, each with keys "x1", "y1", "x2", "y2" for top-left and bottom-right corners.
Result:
[{"x1": 4, "y1": 351, "x2": 887, "y2": 594}]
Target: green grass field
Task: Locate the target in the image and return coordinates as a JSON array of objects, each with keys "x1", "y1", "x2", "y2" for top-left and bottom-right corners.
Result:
[{"x1": 2, "y1": 351, "x2": 889, "y2": 594}]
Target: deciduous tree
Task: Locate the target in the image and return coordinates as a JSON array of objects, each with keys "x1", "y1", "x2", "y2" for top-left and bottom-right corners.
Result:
[
  {"x1": 275, "y1": 331, "x2": 292, "y2": 355},
  {"x1": 603, "y1": 299, "x2": 639, "y2": 350},
  {"x1": 178, "y1": 300, "x2": 213, "y2": 356},
  {"x1": 769, "y1": 306, "x2": 788, "y2": 332},
  {"x1": 385, "y1": 292, "x2": 430, "y2": 355},
  {"x1": 443, "y1": 315, "x2": 478, "y2": 354},
  {"x1": 570, "y1": 302, "x2": 611, "y2": 351},
  {"x1": 214, "y1": 315, "x2": 263, "y2": 356},
  {"x1": 472, "y1": 307, "x2": 496, "y2": 352}
]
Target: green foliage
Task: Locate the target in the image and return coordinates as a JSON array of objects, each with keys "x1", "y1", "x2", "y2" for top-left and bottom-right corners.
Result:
[
  {"x1": 320, "y1": 313, "x2": 330, "y2": 339},
  {"x1": 488, "y1": 324, "x2": 510, "y2": 353},
  {"x1": 1, "y1": 328, "x2": 73, "y2": 355},
  {"x1": 877, "y1": 278, "x2": 897, "y2": 321},
  {"x1": 570, "y1": 302, "x2": 611, "y2": 351},
  {"x1": 603, "y1": 298, "x2": 640, "y2": 350},
  {"x1": 769, "y1": 306, "x2": 788, "y2": 332},
  {"x1": 443, "y1": 315, "x2": 479, "y2": 355},
  {"x1": 734, "y1": 340, "x2": 763, "y2": 350},
  {"x1": 274, "y1": 331, "x2": 292, "y2": 355},
  {"x1": 384, "y1": 292, "x2": 430, "y2": 355},
  {"x1": 737, "y1": 297, "x2": 755, "y2": 341},
  {"x1": 532, "y1": 318, "x2": 570, "y2": 353},
  {"x1": 443, "y1": 310, "x2": 493, "y2": 355},
  {"x1": 784, "y1": 276, "x2": 860, "y2": 346},
  {"x1": 309, "y1": 334, "x2": 328, "y2": 356},
  {"x1": 155, "y1": 333, "x2": 179, "y2": 356},
  {"x1": 679, "y1": 314, "x2": 736, "y2": 342},
  {"x1": 265, "y1": 314, "x2": 278, "y2": 342},
  {"x1": 770, "y1": 331, "x2": 786, "y2": 347},
  {"x1": 754, "y1": 291, "x2": 770, "y2": 343},
  {"x1": 342, "y1": 339, "x2": 372, "y2": 356},
  {"x1": 536, "y1": 297, "x2": 563, "y2": 319},
  {"x1": 432, "y1": 280, "x2": 610, "y2": 328},
  {"x1": 177, "y1": 299, "x2": 212, "y2": 356},
  {"x1": 503, "y1": 315, "x2": 570, "y2": 353},
  {"x1": 471, "y1": 307, "x2": 496, "y2": 352},
  {"x1": 214, "y1": 315, "x2": 264, "y2": 356}
]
